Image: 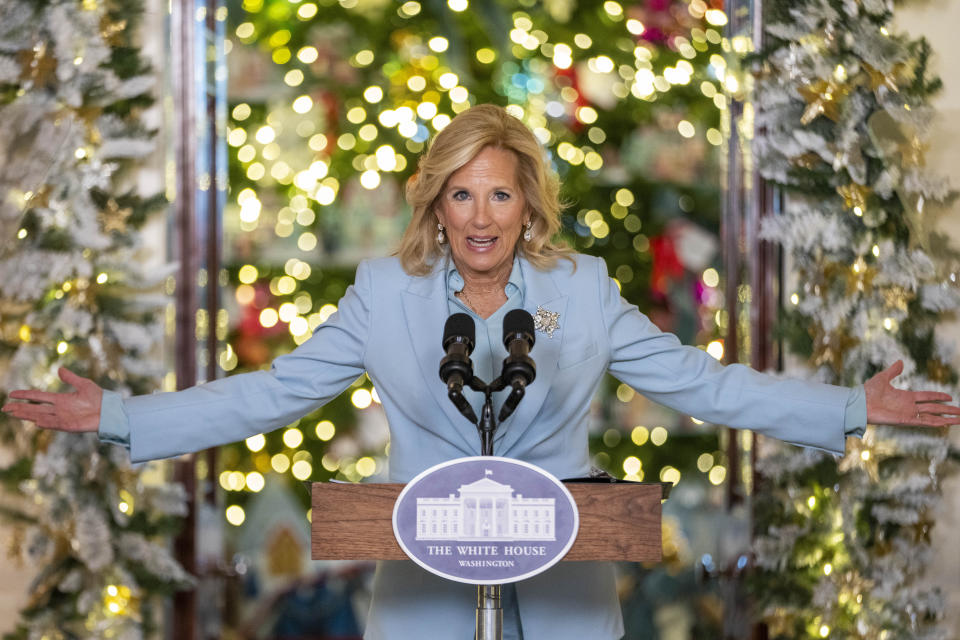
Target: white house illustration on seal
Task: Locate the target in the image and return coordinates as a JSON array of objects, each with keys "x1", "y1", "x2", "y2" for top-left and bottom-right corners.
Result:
[{"x1": 415, "y1": 470, "x2": 556, "y2": 541}]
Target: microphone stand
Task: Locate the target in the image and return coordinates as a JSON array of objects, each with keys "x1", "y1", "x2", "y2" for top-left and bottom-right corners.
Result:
[
  {"x1": 471, "y1": 376, "x2": 504, "y2": 458},
  {"x1": 450, "y1": 373, "x2": 525, "y2": 640},
  {"x1": 441, "y1": 311, "x2": 533, "y2": 640},
  {"x1": 470, "y1": 377, "x2": 503, "y2": 640}
]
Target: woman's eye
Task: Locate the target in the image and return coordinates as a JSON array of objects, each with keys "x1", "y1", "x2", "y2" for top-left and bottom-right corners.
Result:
[
  {"x1": 493, "y1": 191, "x2": 510, "y2": 200},
  {"x1": 452, "y1": 190, "x2": 469, "y2": 201}
]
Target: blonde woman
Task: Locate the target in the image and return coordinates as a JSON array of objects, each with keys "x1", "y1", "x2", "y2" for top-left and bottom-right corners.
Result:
[{"x1": 6, "y1": 104, "x2": 958, "y2": 640}]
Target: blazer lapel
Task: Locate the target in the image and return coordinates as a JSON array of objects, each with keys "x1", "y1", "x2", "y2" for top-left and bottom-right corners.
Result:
[
  {"x1": 400, "y1": 266, "x2": 482, "y2": 454},
  {"x1": 496, "y1": 259, "x2": 568, "y2": 454}
]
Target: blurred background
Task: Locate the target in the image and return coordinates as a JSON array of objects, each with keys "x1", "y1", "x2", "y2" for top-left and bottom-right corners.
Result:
[{"x1": 216, "y1": 1, "x2": 733, "y2": 637}]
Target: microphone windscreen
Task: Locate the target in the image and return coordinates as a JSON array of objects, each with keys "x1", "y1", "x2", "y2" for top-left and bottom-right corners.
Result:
[
  {"x1": 443, "y1": 313, "x2": 475, "y2": 349},
  {"x1": 503, "y1": 309, "x2": 535, "y2": 348}
]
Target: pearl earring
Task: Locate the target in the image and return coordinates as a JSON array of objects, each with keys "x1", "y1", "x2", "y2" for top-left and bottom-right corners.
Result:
[
  {"x1": 437, "y1": 223, "x2": 446, "y2": 244},
  {"x1": 523, "y1": 221, "x2": 533, "y2": 242}
]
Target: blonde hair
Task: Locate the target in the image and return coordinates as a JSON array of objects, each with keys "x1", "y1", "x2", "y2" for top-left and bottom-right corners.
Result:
[{"x1": 396, "y1": 104, "x2": 571, "y2": 276}]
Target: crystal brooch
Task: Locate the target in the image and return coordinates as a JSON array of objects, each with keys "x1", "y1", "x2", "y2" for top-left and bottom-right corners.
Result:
[{"x1": 532, "y1": 305, "x2": 561, "y2": 338}]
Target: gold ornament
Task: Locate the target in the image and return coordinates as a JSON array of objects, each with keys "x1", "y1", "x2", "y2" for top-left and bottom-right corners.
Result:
[
  {"x1": 17, "y1": 42, "x2": 57, "y2": 88},
  {"x1": 881, "y1": 285, "x2": 913, "y2": 311},
  {"x1": 867, "y1": 110, "x2": 918, "y2": 164},
  {"x1": 838, "y1": 437, "x2": 880, "y2": 481},
  {"x1": 925, "y1": 358, "x2": 952, "y2": 384},
  {"x1": 72, "y1": 105, "x2": 105, "y2": 128},
  {"x1": 846, "y1": 257, "x2": 876, "y2": 295},
  {"x1": 862, "y1": 62, "x2": 907, "y2": 93},
  {"x1": 103, "y1": 583, "x2": 141, "y2": 618},
  {"x1": 797, "y1": 79, "x2": 850, "y2": 124},
  {"x1": 792, "y1": 152, "x2": 823, "y2": 169},
  {"x1": 99, "y1": 16, "x2": 128, "y2": 47},
  {"x1": 811, "y1": 325, "x2": 859, "y2": 373},
  {"x1": 24, "y1": 184, "x2": 52, "y2": 210},
  {"x1": 898, "y1": 135, "x2": 928, "y2": 168},
  {"x1": 98, "y1": 199, "x2": 132, "y2": 233},
  {"x1": 837, "y1": 183, "x2": 870, "y2": 212},
  {"x1": 900, "y1": 192, "x2": 939, "y2": 251},
  {"x1": 866, "y1": 110, "x2": 941, "y2": 249}
]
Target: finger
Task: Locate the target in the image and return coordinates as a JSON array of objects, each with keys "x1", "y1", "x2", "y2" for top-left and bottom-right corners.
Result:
[
  {"x1": 3, "y1": 403, "x2": 57, "y2": 421},
  {"x1": 881, "y1": 360, "x2": 904, "y2": 382},
  {"x1": 4, "y1": 409, "x2": 42, "y2": 425},
  {"x1": 58, "y1": 367, "x2": 91, "y2": 390},
  {"x1": 7, "y1": 390, "x2": 62, "y2": 404},
  {"x1": 917, "y1": 403, "x2": 960, "y2": 416},
  {"x1": 34, "y1": 413, "x2": 73, "y2": 430},
  {"x1": 927, "y1": 415, "x2": 960, "y2": 428},
  {"x1": 912, "y1": 391, "x2": 953, "y2": 403}
]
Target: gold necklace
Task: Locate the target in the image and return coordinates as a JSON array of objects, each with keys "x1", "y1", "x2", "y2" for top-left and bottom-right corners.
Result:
[
  {"x1": 457, "y1": 287, "x2": 506, "y2": 317},
  {"x1": 456, "y1": 288, "x2": 477, "y2": 312}
]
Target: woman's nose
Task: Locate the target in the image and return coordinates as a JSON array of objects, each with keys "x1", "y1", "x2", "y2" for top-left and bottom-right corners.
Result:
[{"x1": 471, "y1": 202, "x2": 493, "y2": 227}]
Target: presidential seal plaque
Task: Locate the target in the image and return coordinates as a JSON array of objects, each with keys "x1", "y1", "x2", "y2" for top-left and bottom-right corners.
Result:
[{"x1": 392, "y1": 456, "x2": 579, "y2": 585}]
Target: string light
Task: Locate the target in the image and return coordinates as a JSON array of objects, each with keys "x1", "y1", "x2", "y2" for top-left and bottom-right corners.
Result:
[
  {"x1": 650, "y1": 426, "x2": 668, "y2": 446},
  {"x1": 226, "y1": 505, "x2": 246, "y2": 526},
  {"x1": 356, "y1": 457, "x2": 377, "y2": 477},
  {"x1": 315, "y1": 420, "x2": 335, "y2": 441},
  {"x1": 351, "y1": 388, "x2": 373, "y2": 409},
  {"x1": 246, "y1": 433, "x2": 266, "y2": 452},
  {"x1": 708, "y1": 466, "x2": 726, "y2": 485},
  {"x1": 271, "y1": 453, "x2": 291, "y2": 473}
]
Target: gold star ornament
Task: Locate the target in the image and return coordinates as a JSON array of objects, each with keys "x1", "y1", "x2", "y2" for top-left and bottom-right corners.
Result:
[
  {"x1": 797, "y1": 79, "x2": 851, "y2": 124},
  {"x1": 98, "y1": 199, "x2": 133, "y2": 233}
]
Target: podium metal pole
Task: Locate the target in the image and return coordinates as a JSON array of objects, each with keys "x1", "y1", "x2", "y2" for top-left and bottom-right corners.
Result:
[
  {"x1": 477, "y1": 584, "x2": 502, "y2": 640},
  {"x1": 476, "y1": 389, "x2": 502, "y2": 640}
]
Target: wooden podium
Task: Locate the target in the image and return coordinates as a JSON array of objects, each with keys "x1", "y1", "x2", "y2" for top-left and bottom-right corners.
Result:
[{"x1": 311, "y1": 481, "x2": 668, "y2": 563}]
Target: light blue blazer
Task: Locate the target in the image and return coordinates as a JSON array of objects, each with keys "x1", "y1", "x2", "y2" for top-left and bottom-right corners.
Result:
[{"x1": 107, "y1": 253, "x2": 852, "y2": 639}]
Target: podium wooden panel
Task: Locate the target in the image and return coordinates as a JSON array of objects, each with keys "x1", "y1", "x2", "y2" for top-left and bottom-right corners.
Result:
[{"x1": 311, "y1": 482, "x2": 664, "y2": 563}]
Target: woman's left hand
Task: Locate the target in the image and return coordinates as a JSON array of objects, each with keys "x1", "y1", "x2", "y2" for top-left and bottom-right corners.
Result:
[{"x1": 865, "y1": 360, "x2": 960, "y2": 427}]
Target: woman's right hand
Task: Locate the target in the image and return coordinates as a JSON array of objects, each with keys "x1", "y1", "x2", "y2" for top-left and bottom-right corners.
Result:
[{"x1": 2, "y1": 367, "x2": 102, "y2": 433}]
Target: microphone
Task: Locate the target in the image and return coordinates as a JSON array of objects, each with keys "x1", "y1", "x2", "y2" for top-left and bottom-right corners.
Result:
[
  {"x1": 440, "y1": 313, "x2": 478, "y2": 423},
  {"x1": 498, "y1": 309, "x2": 536, "y2": 421}
]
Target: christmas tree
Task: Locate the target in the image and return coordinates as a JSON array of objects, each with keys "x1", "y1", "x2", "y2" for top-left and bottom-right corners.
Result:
[
  {"x1": 218, "y1": 0, "x2": 732, "y2": 526},
  {"x1": 750, "y1": 0, "x2": 960, "y2": 637},
  {"x1": 0, "y1": 0, "x2": 191, "y2": 637},
  {"x1": 218, "y1": 2, "x2": 734, "y2": 634}
]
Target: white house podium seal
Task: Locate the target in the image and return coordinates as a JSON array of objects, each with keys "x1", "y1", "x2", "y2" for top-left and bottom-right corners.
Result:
[{"x1": 392, "y1": 456, "x2": 579, "y2": 585}]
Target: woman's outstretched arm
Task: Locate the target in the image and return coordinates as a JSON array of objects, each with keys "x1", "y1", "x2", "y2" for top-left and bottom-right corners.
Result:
[{"x1": 3, "y1": 260, "x2": 374, "y2": 462}]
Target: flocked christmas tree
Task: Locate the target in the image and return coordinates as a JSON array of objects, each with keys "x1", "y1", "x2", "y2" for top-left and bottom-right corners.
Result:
[
  {"x1": 0, "y1": 0, "x2": 191, "y2": 638},
  {"x1": 750, "y1": 0, "x2": 960, "y2": 638}
]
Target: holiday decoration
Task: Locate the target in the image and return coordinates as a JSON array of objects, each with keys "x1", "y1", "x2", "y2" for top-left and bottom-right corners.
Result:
[
  {"x1": 0, "y1": 0, "x2": 191, "y2": 637},
  {"x1": 752, "y1": 0, "x2": 960, "y2": 637}
]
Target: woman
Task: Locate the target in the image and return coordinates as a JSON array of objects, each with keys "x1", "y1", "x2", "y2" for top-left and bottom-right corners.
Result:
[{"x1": 4, "y1": 104, "x2": 959, "y2": 640}]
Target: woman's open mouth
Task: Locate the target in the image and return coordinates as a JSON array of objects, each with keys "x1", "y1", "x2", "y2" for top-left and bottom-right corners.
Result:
[{"x1": 466, "y1": 236, "x2": 497, "y2": 249}]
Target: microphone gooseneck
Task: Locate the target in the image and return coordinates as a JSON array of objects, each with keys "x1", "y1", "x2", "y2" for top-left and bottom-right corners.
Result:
[
  {"x1": 439, "y1": 313, "x2": 478, "y2": 424},
  {"x1": 498, "y1": 309, "x2": 536, "y2": 422}
]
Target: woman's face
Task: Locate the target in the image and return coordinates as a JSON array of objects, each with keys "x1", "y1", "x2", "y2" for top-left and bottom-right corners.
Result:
[{"x1": 436, "y1": 146, "x2": 528, "y2": 284}]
